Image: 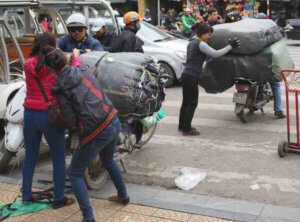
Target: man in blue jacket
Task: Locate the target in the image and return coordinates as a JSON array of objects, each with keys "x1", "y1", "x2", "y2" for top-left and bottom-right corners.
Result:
[{"x1": 58, "y1": 13, "x2": 103, "y2": 53}]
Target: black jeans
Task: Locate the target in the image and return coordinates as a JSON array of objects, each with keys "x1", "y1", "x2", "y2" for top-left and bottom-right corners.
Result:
[{"x1": 179, "y1": 75, "x2": 199, "y2": 132}]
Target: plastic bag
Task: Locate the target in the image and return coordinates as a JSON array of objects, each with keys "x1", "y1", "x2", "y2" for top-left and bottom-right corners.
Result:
[
  {"x1": 175, "y1": 167, "x2": 206, "y2": 191},
  {"x1": 140, "y1": 108, "x2": 166, "y2": 128},
  {"x1": 0, "y1": 199, "x2": 51, "y2": 218}
]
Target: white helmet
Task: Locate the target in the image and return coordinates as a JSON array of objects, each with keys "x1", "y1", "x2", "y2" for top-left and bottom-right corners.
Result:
[
  {"x1": 91, "y1": 18, "x2": 106, "y2": 32},
  {"x1": 66, "y1": 13, "x2": 87, "y2": 27}
]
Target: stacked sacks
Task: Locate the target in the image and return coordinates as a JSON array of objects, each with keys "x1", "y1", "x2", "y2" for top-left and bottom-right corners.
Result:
[
  {"x1": 199, "y1": 18, "x2": 295, "y2": 93},
  {"x1": 79, "y1": 52, "x2": 165, "y2": 118}
]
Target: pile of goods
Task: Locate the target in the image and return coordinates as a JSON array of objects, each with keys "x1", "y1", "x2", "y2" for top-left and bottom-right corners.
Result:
[
  {"x1": 80, "y1": 52, "x2": 165, "y2": 118},
  {"x1": 199, "y1": 18, "x2": 295, "y2": 93}
]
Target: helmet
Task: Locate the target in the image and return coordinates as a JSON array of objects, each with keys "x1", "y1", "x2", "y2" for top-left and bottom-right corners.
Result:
[
  {"x1": 91, "y1": 18, "x2": 106, "y2": 32},
  {"x1": 256, "y1": 13, "x2": 268, "y2": 19},
  {"x1": 123, "y1": 11, "x2": 141, "y2": 25},
  {"x1": 66, "y1": 13, "x2": 87, "y2": 27}
]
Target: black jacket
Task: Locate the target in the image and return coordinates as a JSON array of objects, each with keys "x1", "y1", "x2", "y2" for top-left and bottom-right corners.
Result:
[
  {"x1": 51, "y1": 66, "x2": 117, "y2": 146},
  {"x1": 114, "y1": 27, "x2": 142, "y2": 52},
  {"x1": 93, "y1": 31, "x2": 119, "y2": 52}
]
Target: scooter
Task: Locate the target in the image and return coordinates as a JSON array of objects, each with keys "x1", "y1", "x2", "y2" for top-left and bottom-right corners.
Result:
[
  {"x1": 233, "y1": 77, "x2": 273, "y2": 123},
  {"x1": 0, "y1": 84, "x2": 108, "y2": 190}
]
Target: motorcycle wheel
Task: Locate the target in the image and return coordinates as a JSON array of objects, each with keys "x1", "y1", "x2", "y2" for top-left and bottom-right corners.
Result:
[
  {"x1": 83, "y1": 155, "x2": 108, "y2": 190},
  {"x1": 0, "y1": 139, "x2": 14, "y2": 173},
  {"x1": 237, "y1": 108, "x2": 253, "y2": 123},
  {"x1": 133, "y1": 122, "x2": 157, "y2": 149}
]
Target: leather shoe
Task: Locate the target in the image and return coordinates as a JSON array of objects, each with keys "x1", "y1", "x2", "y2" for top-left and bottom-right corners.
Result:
[{"x1": 182, "y1": 128, "x2": 200, "y2": 136}]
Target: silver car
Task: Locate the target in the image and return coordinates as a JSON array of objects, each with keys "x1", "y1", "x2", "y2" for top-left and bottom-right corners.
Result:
[{"x1": 136, "y1": 21, "x2": 188, "y2": 87}]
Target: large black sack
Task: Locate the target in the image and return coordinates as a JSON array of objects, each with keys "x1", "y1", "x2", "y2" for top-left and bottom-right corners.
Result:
[
  {"x1": 210, "y1": 18, "x2": 282, "y2": 55},
  {"x1": 199, "y1": 40, "x2": 294, "y2": 93},
  {"x1": 79, "y1": 52, "x2": 165, "y2": 118}
]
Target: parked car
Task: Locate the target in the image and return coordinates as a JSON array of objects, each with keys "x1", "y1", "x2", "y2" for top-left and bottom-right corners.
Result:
[
  {"x1": 285, "y1": 19, "x2": 300, "y2": 40},
  {"x1": 106, "y1": 18, "x2": 188, "y2": 87}
]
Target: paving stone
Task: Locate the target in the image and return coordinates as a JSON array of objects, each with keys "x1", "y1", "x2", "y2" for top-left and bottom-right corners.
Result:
[
  {"x1": 65, "y1": 208, "x2": 116, "y2": 222},
  {"x1": 259, "y1": 205, "x2": 300, "y2": 222},
  {"x1": 153, "y1": 190, "x2": 209, "y2": 207},
  {"x1": 204, "y1": 197, "x2": 264, "y2": 216},
  {"x1": 0, "y1": 191, "x2": 20, "y2": 204},
  {"x1": 188, "y1": 214, "x2": 232, "y2": 222},
  {"x1": 2, "y1": 213, "x2": 33, "y2": 222},
  {"x1": 126, "y1": 184, "x2": 160, "y2": 202},
  {"x1": 0, "y1": 182, "x2": 20, "y2": 192},
  {"x1": 39, "y1": 201, "x2": 80, "y2": 219},
  {"x1": 106, "y1": 211, "x2": 150, "y2": 222},
  {"x1": 22, "y1": 213, "x2": 65, "y2": 222},
  {"x1": 146, "y1": 217, "x2": 178, "y2": 222},
  {"x1": 153, "y1": 209, "x2": 191, "y2": 222},
  {"x1": 121, "y1": 204, "x2": 158, "y2": 216},
  {"x1": 91, "y1": 199, "x2": 124, "y2": 210}
]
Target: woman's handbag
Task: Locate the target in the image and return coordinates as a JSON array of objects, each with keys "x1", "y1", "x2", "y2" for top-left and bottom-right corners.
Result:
[{"x1": 35, "y1": 78, "x2": 67, "y2": 129}]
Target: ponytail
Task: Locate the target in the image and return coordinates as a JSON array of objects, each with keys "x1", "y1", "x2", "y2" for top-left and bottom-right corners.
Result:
[{"x1": 42, "y1": 46, "x2": 67, "y2": 72}]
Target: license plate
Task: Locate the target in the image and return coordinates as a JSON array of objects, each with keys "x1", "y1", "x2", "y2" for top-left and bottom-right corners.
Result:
[{"x1": 233, "y1": 93, "x2": 247, "y2": 104}]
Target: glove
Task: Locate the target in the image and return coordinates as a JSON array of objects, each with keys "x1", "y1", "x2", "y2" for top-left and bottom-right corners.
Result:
[{"x1": 229, "y1": 37, "x2": 240, "y2": 48}]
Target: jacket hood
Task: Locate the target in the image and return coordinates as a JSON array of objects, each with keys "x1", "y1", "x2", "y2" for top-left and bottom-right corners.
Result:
[{"x1": 52, "y1": 66, "x2": 83, "y2": 95}]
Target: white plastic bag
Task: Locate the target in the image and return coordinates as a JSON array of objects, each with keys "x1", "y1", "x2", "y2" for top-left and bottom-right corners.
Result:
[{"x1": 175, "y1": 167, "x2": 207, "y2": 191}]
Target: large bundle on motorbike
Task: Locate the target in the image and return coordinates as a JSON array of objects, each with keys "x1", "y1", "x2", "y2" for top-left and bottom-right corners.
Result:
[
  {"x1": 79, "y1": 52, "x2": 165, "y2": 118},
  {"x1": 199, "y1": 40, "x2": 294, "y2": 93},
  {"x1": 210, "y1": 18, "x2": 282, "y2": 55}
]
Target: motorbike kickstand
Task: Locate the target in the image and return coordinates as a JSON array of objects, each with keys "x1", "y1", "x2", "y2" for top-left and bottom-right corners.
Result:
[
  {"x1": 260, "y1": 108, "x2": 265, "y2": 115},
  {"x1": 120, "y1": 159, "x2": 127, "y2": 173}
]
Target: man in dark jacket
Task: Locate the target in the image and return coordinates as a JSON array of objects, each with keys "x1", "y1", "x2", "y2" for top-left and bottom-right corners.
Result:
[
  {"x1": 44, "y1": 46, "x2": 129, "y2": 222},
  {"x1": 114, "y1": 11, "x2": 142, "y2": 52},
  {"x1": 92, "y1": 18, "x2": 119, "y2": 52},
  {"x1": 115, "y1": 11, "x2": 144, "y2": 145},
  {"x1": 58, "y1": 13, "x2": 103, "y2": 53}
]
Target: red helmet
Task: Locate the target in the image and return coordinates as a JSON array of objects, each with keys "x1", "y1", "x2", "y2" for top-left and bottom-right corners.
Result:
[{"x1": 123, "y1": 11, "x2": 141, "y2": 25}]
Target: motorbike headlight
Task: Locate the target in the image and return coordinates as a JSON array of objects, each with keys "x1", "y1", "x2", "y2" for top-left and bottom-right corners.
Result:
[{"x1": 175, "y1": 51, "x2": 186, "y2": 61}]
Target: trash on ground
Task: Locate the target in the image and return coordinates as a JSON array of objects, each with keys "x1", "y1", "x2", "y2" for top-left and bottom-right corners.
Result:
[
  {"x1": 175, "y1": 167, "x2": 206, "y2": 191},
  {"x1": 250, "y1": 184, "x2": 261, "y2": 191}
]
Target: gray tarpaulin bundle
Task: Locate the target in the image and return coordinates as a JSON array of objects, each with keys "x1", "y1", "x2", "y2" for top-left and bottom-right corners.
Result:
[
  {"x1": 210, "y1": 18, "x2": 282, "y2": 55},
  {"x1": 80, "y1": 52, "x2": 165, "y2": 118},
  {"x1": 199, "y1": 18, "x2": 295, "y2": 93}
]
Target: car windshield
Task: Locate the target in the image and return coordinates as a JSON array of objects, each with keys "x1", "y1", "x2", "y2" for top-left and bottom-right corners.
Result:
[{"x1": 138, "y1": 21, "x2": 173, "y2": 42}]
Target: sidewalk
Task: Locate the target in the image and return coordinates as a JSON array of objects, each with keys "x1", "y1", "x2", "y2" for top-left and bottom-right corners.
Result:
[
  {"x1": 1, "y1": 176, "x2": 300, "y2": 222},
  {"x1": 0, "y1": 181, "x2": 230, "y2": 222}
]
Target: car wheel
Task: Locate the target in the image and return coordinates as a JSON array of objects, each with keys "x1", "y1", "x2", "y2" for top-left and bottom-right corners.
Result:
[{"x1": 159, "y1": 62, "x2": 175, "y2": 88}]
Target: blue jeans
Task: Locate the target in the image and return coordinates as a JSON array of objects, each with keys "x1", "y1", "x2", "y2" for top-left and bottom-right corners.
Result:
[
  {"x1": 271, "y1": 82, "x2": 283, "y2": 112},
  {"x1": 70, "y1": 117, "x2": 127, "y2": 221},
  {"x1": 22, "y1": 109, "x2": 66, "y2": 201}
]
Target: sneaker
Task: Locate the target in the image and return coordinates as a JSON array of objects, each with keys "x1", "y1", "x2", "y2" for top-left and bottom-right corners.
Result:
[
  {"x1": 108, "y1": 194, "x2": 130, "y2": 205},
  {"x1": 182, "y1": 128, "x2": 200, "y2": 136},
  {"x1": 275, "y1": 111, "x2": 286, "y2": 119}
]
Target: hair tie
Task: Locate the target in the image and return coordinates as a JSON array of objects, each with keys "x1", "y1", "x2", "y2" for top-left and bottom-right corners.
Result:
[{"x1": 46, "y1": 48, "x2": 57, "y2": 56}]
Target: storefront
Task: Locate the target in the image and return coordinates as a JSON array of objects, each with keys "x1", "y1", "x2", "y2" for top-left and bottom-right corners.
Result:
[{"x1": 112, "y1": 0, "x2": 297, "y2": 26}]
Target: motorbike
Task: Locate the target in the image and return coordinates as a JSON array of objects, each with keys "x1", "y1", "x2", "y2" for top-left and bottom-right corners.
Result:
[
  {"x1": 0, "y1": 84, "x2": 159, "y2": 189},
  {"x1": 0, "y1": 85, "x2": 108, "y2": 190},
  {"x1": 233, "y1": 77, "x2": 273, "y2": 123}
]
